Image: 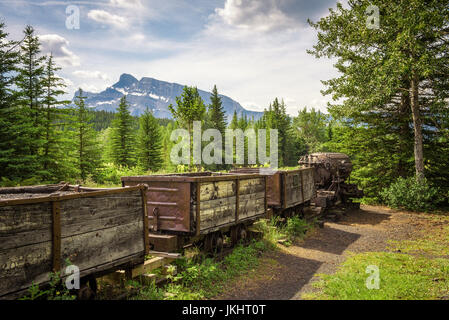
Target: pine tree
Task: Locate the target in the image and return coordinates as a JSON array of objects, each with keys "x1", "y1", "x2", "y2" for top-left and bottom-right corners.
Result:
[
  {"x1": 40, "y1": 54, "x2": 70, "y2": 180},
  {"x1": 12, "y1": 25, "x2": 46, "y2": 179},
  {"x1": 208, "y1": 85, "x2": 227, "y2": 135},
  {"x1": 137, "y1": 107, "x2": 163, "y2": 171},
  {"x1": 72, "y1": 89, "x2": 101, "y2": 182},
  {"x1": 0, "y1": 21, "x2": 22, "y2": 180},
  {"x1": 110, "y1": 96, "x2": 136, "y2": 167},
  {"x1": 168, "y1": 86, "x2": 206, "y2": 168}
]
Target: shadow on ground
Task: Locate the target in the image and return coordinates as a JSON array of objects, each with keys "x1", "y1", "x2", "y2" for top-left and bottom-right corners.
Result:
[
  {"x1": 337, "y1": 206, "x2": 391, "y2": 226},
  {"x1": 218, "y1": 251, "x2": 322, "y2": 300}
]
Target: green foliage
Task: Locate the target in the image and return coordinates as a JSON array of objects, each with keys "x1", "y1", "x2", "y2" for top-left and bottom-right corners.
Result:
[
  {"x1": 168, "y1": 86, "x2": 206, "y2": 133},
  {"x1": 380, "y1": 176, "x2": 444, "y2": 212},
  {"x1": 285, "y1": 216, "x2": 311, "y2": 239},
  {"x1": 20, "y1": 272, "x2": 76, "y2": 301},
  {"x1": 93, "y1": 163, "x2": 146, "y2": 186},
  {"x1": 293, "y1": 107, "x2": 329, "y2": 153},
  {"x1": 309, "y1": 0, "x2": 449, "y2": 181},
  {"x1": 71, "y1": 90, "x2": 102, "y2": 182},
  {"x1": 305, "y1": 251, "x2": 449, "y2": 300},
  {"x1": 109, "y1": 96, "x2": 137, "y2": 167},
  {"x1": 40, "y1": 54, "x2": 71, "y2": 181},
  {"x1": 137, "y1": 108, "x2": 163, "y2": 171}
]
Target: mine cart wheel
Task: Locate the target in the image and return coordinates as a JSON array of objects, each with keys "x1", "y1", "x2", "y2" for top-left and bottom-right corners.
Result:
[
  {"x1": 238, "y1": 224, "x2": 248, "y2": 243},
  {"x1": 231, "y1": 224, "x2": 248, "y2": 246},
  {"x1": 77, "y1": 276, "x2": 97, "y2": 300},
  {"x1": 204, "y1": 232, "x2": 224, "y2": 254}
]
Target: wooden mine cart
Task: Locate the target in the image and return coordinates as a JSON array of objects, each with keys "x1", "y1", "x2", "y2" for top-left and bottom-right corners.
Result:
[
  {"x1": 0, "y1": 184, "x2": 149, "y2": 300},
  {"x1": 230, "y1": 167, "x2": 315, "y2": 216},
  {"x1": 121, "y1": 172, "x2": 267, "y2": 253}
]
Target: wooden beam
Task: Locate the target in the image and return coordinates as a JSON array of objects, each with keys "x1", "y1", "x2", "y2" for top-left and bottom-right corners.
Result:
[
  {"x1": 196, "y1": 182, "x2": 201, "y2": 236},
  {"x1": 52, "y1": 201, "x2": 61, "y2": 272},
  {"x1": 131, "y1": 257, "x2": 173, "y2": 278}
]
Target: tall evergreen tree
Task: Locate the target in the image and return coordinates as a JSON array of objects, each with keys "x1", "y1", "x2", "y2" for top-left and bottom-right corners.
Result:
[
  {"x1": 72, "y1": 89, "x2": 101, "y2": 182},
  {"x1": 208, "y1": 85, "x2": 227, "y2": 135},
  {"x1": 13, "y1": 25, "x2": 46, "y2": 178},
  {"x1": 168, "y1": 86, "x2": 206, "y2": 168},
  {"x1": 40, "y1": 54, "x2": 70, "y2": 180},
  {"x1": 110, "y1": 96, "x2": 136, "y2": 167},
  {"x1": 0, "y1": 21, "x2": 22, "y2": 180},
  {"x1": 137, "y1": 107, "x2": 163, "y2": 171}
]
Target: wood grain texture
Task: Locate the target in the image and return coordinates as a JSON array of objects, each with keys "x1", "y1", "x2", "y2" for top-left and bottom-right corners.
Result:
[{"x1": 0, "y1": 189, "x2": 146, "y2": 299}]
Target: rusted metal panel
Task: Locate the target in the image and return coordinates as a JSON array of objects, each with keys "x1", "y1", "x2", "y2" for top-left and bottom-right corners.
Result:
[{"x1": 123, "y1": 172, "x2": 266, "y2": 235}]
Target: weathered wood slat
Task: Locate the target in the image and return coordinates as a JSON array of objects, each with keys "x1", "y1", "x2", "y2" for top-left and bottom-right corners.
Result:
[
  {"x1": 0, "y1": 202, "x2": 52, "y2": 235},
  {"x1": 0, "y1": 186, "x2": 147, "y2": 299},
  {"x1": 61, "y1": 220, "x2": 144, "y2": 272}
]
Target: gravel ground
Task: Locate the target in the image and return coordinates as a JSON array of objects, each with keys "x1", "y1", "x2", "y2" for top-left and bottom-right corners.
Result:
[{"x1": 216, "y1": 205, "x2": 432, "y2": 300}]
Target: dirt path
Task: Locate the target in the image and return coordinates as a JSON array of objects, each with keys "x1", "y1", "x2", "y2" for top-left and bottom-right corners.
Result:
[{"x1": 217, "y1": 205, "x2": 429, "y2": 300}]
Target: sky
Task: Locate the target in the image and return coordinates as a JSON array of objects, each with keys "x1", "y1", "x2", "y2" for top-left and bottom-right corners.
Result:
[{"x1": 0, "y1": 0, "x2": 341, "y2": 115}]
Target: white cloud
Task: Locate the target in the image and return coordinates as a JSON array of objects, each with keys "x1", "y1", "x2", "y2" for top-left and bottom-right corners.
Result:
[
  {"x1": 78, "y1": 83, "x2": 102, "y2": 93},
  {"x1": 88, "y1": 9, "x2": 128, "y2": 28},
  {"x1": 215, "y1": 0, "x2": 298, "y2": 32},
  {"x1": 109, "y1": 0, "x2": 144, "y2": 8},
  {"x1": 39, "y1": 34, "x2": 80, "y2": 67},
  {"x1": 73, "y1": 70, "x2": 111, "y2": 81}
]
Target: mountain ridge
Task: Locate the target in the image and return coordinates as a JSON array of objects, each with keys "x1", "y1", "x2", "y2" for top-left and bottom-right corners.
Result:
[{"x1": 73, "y1": 73, "x2": 263, "y2": 121}]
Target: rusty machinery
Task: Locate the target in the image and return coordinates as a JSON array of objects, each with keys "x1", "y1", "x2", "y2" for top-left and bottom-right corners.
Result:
[{"x1": 299, "y1": 153, "x2": 363, "y2": 211}]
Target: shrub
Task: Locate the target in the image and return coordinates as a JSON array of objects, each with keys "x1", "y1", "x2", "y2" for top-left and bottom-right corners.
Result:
[
  {"x1": 380, "y1": 176, "x2": 444, "y2": 212},
  {"x1": 285, "y1": 216, "x2": 310, "y2": 239}
]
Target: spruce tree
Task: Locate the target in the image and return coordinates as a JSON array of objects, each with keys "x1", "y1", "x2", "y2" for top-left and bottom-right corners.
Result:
[
  {"x1": 110, "y1": 96, "x2": 136, "y2": 167},
  {"x1": 206, "y1": 85, "x2": 227, "y2": 169},
  {"x1": 40, "y1": 54, "x2": 70, "y2": 180},
  {"x1": 208, "y1": 85, "x2": 227, "y2": 135},
  {"x1": 72, "y1": 89, "x2": 101, "y2": 182},
  {"x1": 10, "y1": 25, "x2": 46, "y2": 179},
  {"x1": 168, "y1": 86, "x2": 206, "y2": 168},
  {"x1": 16, "y1": 25, "x2": 46, "y2": 150},
  {"x1": 137, "y1": 107, "x2": 163, "y2": 171},
  {"x1": 0, "y1": 21, "x2": 21, "y2": 180}
]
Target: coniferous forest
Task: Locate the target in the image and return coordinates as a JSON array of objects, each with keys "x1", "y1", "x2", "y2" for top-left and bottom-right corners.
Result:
[{"x1": 1, "y1": 1, "x2": 448, "y2": 212}]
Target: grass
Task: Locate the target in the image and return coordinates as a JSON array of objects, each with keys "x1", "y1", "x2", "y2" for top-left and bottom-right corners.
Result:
[
  {"x1": 303, "y1": 252, "x2": 449, "y2": 300},
  {"x1": 130, "y1": 240, "x2": 271, "y2": 300},
  {"x1": 303, "y1": 213, "x2": 449, "y2": 300},
  {"x1": 127, "y1": 217, "x2": 314, "y2": 300}
]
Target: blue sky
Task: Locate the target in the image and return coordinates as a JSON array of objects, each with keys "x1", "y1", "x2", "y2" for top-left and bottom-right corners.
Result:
[{"x1": 0, "y1": 0, "x2": 341, "y2": 114}]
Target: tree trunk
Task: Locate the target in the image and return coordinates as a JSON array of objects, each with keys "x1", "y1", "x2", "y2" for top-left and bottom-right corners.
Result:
[
  {"x1": 397, "y1": 90, "x2": 410, "y2": 177},
  {"x1": 410, "y1": 73, "x2": 425, "y2": 180}
]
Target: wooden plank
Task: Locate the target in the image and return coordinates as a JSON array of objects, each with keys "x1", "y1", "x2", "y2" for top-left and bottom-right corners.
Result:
[
  {"x1": 196, "y1": 182, "x2": 201, "y2": 236},
  {"x1": 0, "y1": 185, "x2": 144, "y2": 207},
  {"x1": 235, "y1": 179, "x2": 240, "y2": 223},
  {"x1": 61, "y1": 221, "x2": 144, "y2": 272},
  {"x1": 52, "y1": 201, "x2": 61, "y2": 272},
  {"x1": 148, "y1": 251, "x2": 181, "y2": 259},
  {"x1": 141, "y1": 189, "x2": 149, "y2": 255},
  {"x1": 199, "y1": 180, "x2": 235, "y2": 201},
  {"x1": 0, "y1": 202, "x2": 52, "y2": 235},
  {"x1": 131, "y1": 257, "x2": 172, "y2": 278}
]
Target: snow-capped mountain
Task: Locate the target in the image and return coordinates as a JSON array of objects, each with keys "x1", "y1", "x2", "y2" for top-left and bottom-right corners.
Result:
[{"x1": 73, "y1": 73, "x2": 263, "y2": 121}]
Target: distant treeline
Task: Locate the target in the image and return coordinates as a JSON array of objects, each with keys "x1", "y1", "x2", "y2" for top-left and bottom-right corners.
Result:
[{"x1": 88, "y1": 109, "x2": 173, "y2": 131}]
